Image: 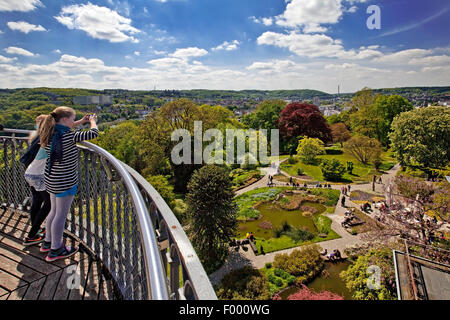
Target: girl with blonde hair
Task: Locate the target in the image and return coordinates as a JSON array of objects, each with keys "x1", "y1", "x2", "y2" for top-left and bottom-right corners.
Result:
[
  {"x1": 22, "y1": 115, "x2": 51, "y2": 246},
  {"x1": 39, "y1": 106, "x2": 99, "y2": 261}
]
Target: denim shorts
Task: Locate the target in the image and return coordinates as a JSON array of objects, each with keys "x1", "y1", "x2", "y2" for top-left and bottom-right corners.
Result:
[{"x1": 55, "y1": 184, "x2": 78, "y2": 198}]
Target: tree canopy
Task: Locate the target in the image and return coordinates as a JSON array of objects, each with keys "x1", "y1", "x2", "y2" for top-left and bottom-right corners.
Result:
[
  {"x1": 279, "y1": 102, "x2": 332, "y2": 143},
  {"x1": 389, "y1": 106, "x2": 450, "y2": 168}
]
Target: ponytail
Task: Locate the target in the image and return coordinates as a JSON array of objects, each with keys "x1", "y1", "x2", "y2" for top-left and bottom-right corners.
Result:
[
  {"x1": 39, "y1": 115, "x2": 55, "y2": 147},
  {"x1": 29, "y1": 114, "x2": 47, "y2": 144},
  {"x1": 38, "y1": 106, "x2": 75, "y2": 147}
]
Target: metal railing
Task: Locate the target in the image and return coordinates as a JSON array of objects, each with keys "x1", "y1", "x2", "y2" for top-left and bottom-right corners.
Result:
[{"x1": 0, "y1": 128, "x2": 217, "y2": 300}]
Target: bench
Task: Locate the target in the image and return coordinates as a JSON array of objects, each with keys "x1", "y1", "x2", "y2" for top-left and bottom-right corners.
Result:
[{"x1": 248, "y1": 240, "x2": 258, "y2": 254}]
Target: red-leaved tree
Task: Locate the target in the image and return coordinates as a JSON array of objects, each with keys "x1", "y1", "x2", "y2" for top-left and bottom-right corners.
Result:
[{"x1": 279, "y1": 102, "x2": 332, "y2": 143}]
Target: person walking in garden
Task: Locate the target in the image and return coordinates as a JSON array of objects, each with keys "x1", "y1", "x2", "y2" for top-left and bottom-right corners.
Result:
[
  {"x1": 39, "y1": 107, "x2": 99, "y2": 262},
  {"x1": 341, "y1": 196, "x2": 346, "y2": 208}
]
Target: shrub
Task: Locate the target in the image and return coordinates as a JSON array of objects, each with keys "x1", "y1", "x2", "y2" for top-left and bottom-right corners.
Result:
[
  {"x1": 273, "y1": 245, "x2": 324, "y2": 283},
  {"x1": 296, "y1": 137, "x2": 326, "y2": 165},
  {"x1": 340, "y1": 247, "x2": 397, "y2": 300},
  {"x1": 286, "y1": 228, "x2": 315, "y2": 242},
  {"x1": 216, "y1": 266, "x2": 270, "y2": 300},
  {"x1": 297, "y1": 168, "x2": 303, "y2": 176},
  {"x1": 320, "y1": 159, "x2": 346, "y2": 181},
  {"x1": 265, "y1": 262, "x2": 272, "y2": 269},
  {"x1": 285, "y1": 285, "x2": 344, "y2": 300},
  {"x1": 310, "y1": 188, "x2": 340, "y2": 206},
  {"x1": 347, "y1": 161, "x2": 354, "y2": 174},
  {"x1": 313, "y1": 215, "x2": 332, "y2": 234}
]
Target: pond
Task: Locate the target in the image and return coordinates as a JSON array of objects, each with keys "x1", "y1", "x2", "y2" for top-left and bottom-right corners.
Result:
[
  {"x1": 236, "y1": 201, "x2": 326, "y2": 240},
  {"x1": 278, "y1": 260, "x2": 353, "y2": 300}
]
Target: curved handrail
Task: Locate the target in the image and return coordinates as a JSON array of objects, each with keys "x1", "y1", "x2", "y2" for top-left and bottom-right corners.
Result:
[
  {"x1": 79, "y1": 141, "x2": 169, "y2": 300},
  {"x1": 124, "y1": 163, "x2": 217, "y2": 300}
]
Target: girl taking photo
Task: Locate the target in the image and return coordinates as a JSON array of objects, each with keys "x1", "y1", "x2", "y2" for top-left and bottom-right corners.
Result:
[{"x1": 39, "y1": 106, "x2": 99, "y2": 262}]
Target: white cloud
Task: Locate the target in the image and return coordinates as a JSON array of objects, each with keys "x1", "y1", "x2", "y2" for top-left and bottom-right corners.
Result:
[
  {"x1": 169, "y1": 47, "x2": 208, "y2": 60},
  {"x1": 0, "y1": 0, "x2": 43, "y2": 12},
  {"x1": 7, "y1": 21, "x2": 46, "y2": 33},
  {"x1": 212, "y1": 40, "x2": 240, "y2": 51},
  {"x1": 275, "y1": 0, "x2": 343, "y2": 31},
  {"x1": 54, "y1": 3, "x2": 140, "y2": 43},
  {"x1": 153, "y1": 50, "x2": 167, "y2": 55},
  {"x1": 5, "y1": 46, "x2": 35, "y2": 57},
  {"x1": 0, "y1": 54, "x2": 17, "y2": 63},
  {"x1": 257, "y1": 30, "x2": 385, "y2": 60},
  {"x1": 1, "y1": 51, "x2": 448, "y2": 92},
  {"x1": 147, "y1": 57, "x2": 189, "y2": 69},
  {"x1": 53, "y1": 49, "x2": 62, "y2": 54},
  {"x1": 247, "y1": 59, "x2": 305, "y2": 75},
  {"x1": 373, "y1": 49, "x2": 432, "y2": 64},
  {"x1": 409, "y1": 55, "x2": 450, "y2": 67},
  {"x1": 251, "y1": 16, "x2": 273, "y2": 26},
  {"x1": 134, "y1": 51, "x2": 140, "y2": 56},
  {"x1": 302, "y1": 23, "x2": 328, "y2": 34}
]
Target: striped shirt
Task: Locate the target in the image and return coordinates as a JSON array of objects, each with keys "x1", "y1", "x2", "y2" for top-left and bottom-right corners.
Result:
[{"x1": 44, "y1": 128, "x2": 99, "y2": 194}]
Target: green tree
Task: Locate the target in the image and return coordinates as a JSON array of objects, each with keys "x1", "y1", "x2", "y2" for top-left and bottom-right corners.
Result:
[
  {"x1": 389, "y1": 106, "x2": 450, "y2": 168},
  {"x1": 145, "y1": 175, "x2": 176, "y2": 210},
  {"x1": 242, "y1": 99, "x2": 286, "y2": 130},
  {"x1": 331, "y1": 122, "x2": 351, "y2": 147},
  {"x1": 373, "y1": 95, "x2": 413, "y2": 146},
  {"x1": 296, "y1": 137, "x2": 325, "y2": 165},
  {"x1": 186, "y1": 165, "x2": 238, "y2": 273},
  {"x1": 320, "y1": 159, "x2": 346, "y2": 181},
  {"x1": 343, "y1": 135, "x2": 382, "y2": 165},
  {"x1": 94, "y1": 121, "x2": 144, "y2": 171},
  {"x1": 340, "y1": 248, "x2": 397, "y2": 300}
]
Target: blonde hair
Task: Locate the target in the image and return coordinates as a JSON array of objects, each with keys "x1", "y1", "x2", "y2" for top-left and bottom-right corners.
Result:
[
  {"x1": 39, "y1": 106, "x2": 76, "y2": 147},
  {"x1": 28, "y1": 114, "x2": 47, "y2": 144}
]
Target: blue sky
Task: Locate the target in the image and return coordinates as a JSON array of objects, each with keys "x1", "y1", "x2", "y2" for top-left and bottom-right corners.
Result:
[{"x1": 0, "y1": 0, "x2": 449, "y2": 92}]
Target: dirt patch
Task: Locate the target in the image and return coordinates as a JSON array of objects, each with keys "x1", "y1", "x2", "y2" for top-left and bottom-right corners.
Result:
[{"x1": 350, "y1": 190, "x2": 385, "y2": 203}]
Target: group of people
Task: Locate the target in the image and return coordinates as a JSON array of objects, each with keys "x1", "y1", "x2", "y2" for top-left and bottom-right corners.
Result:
[
  {"x1": 20, "y1": 107, "x2": 99, "y2": 262},
  {"x1": 360, "y1": 202, "x2": 372, "y2": 213},
  {"x1": 340, "y1": 185, "x2": 351, "y2": 195},
  {"x1": 321, "y1": 248, "x2": 342, "y2": 261},
  {"x1": 315, "y1": 183, "x2": 332, "y2": 188},
  {"x1": 342, "y1": 209, "x2": 358, "y2": 228},
  {"x1": 246, "y1": 232, "x2": 255, "y2": 242}
]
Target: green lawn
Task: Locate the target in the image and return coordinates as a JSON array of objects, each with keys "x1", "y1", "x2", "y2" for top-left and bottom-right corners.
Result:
[{"x1": 280, "y1": 146, "x2": 396, "y2": 184}]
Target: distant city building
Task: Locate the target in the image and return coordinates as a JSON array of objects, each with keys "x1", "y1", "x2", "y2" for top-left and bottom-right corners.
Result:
[
  {"x1": 73, "y1": 95, "x2": 112, "y2": 106},
  {"x1": 313, "y1": 96, "x2": 320, "y2": 106},
  {"x1": 319, "y1": 104, "x2": 342, "y2": 116}
]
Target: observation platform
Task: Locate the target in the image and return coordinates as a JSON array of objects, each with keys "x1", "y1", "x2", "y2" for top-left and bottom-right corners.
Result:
[
  {"x1": 0, "y1": 207, "x2": 113, "y2": 300},
  {"x1": 0, "y1": 127, "x2": 216, "y2": 300}
]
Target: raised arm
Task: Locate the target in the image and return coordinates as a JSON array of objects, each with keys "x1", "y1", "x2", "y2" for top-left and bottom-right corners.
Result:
[{"x1": 73, "y1": 114, "x2": 99, "y2": 142}]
